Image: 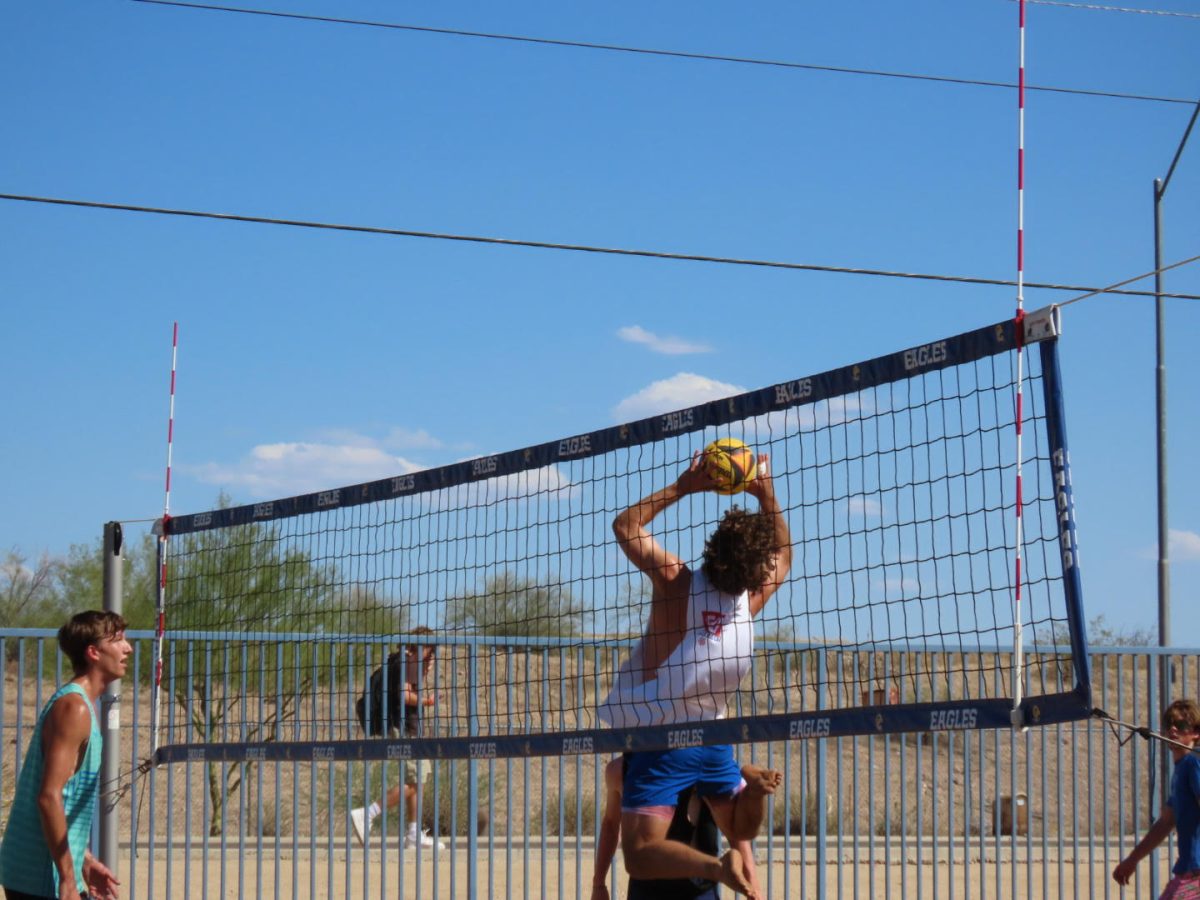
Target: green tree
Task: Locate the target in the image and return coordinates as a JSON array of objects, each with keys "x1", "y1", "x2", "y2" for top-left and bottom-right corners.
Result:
[
  {"x1": 446, "y1": 571, "x2": 584, "y2": 637},
  {"x1": 1086, "y1": 614, "x2": 1154, "y2": 647},
  {"x1": 54, "y1": 533, "x2": 159, "y2": 629},
  {"x1": 1038, "y1": 613, "x2": 1154, "y2": 648},
  {"x1": 1, "y1": 535, "x2": 157, "y2": 670},
  {"x1": 602, "y1": 579, "x2": 650, "y2": 638},
  {"x1": 0, "y1": 548, "x2": 61, "y2": 626},
  {"x1": 162, "y1": 510, "x2": 347, "y2": 834},
  {"x1": 7, "y1": 498, "x2": 419, "y2": 836}
]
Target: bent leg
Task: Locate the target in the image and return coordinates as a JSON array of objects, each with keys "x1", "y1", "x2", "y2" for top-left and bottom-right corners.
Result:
[
  {"x1": 706, "y1": 764, "x2": 782, "y2": 842},
  {"x1": 730, "y1": 764, "x2": 781, "y2": 840},
  {"x1": 620, "y1": 811, "x2": 755, "y2": 897}
]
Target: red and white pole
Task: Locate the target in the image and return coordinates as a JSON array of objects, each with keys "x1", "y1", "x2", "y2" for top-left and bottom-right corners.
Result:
[
  {"x1": 1012, "y1": 0, "x2": 1028, "y2": 720},
  {"x1": 151, "y1": 322, "x2": 178, "y2": 754}
]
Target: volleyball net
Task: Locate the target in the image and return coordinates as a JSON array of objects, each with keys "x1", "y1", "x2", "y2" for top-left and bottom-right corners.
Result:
[{"x1": 154, "y1": 306, "x2": 1090, "y2": 765}]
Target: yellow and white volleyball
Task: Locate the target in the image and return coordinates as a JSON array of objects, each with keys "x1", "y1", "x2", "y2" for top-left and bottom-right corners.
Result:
[{"x1": 701, "y1": 438, "x2": 757, "y2": 495}]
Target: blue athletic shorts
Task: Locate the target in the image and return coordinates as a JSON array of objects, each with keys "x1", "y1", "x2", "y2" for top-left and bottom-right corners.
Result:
[{"x1": 622, "y1": 745, "x2": 743, "y2": 810}]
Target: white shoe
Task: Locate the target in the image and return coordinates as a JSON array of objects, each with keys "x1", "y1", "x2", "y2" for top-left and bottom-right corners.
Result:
[
  {"x1": 404, "y1": 829, "x2": 445, "y2": 850},
  {"x1": 350, "y1": 808, "x2": 369, "y2": 847}
]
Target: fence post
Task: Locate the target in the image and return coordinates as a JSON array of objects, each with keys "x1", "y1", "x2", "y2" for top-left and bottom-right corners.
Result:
[
  {"x1": 816, "y1": 647, "x2": 828, "y2": 900},
  {"x1": 1147, "y1": 653, "x2": 1161, "y2": 898},
  {"x1": 468, "y1": 646, "x2": 479, "y2": 900},
  {"x1": 100, "y1": 521, "x2": 123, "y2": 874}
]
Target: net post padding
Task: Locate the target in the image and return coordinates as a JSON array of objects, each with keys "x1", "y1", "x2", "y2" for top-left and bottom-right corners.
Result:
[{"x1": 1036, "y1": 314, "x2": 1091, "y2": 705}]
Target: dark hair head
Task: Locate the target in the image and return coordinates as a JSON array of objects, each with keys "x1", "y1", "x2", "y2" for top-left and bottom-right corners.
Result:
[
  {"x1": 58, "y1": 610, "x2": 128, "y2": 675},
  {"x1": 404, "y1": 625, "x2": 435, "y2": 654},
  {"x1": 1163, "y1": 698, "x2": 1200, "y2": 733},
  {"x1": 701, "y1": 506, "x2": 778, "y2": 596}
]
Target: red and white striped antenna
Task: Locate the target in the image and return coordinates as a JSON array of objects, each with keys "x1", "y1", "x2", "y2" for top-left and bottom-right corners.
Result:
[
  {"x1": 151, "y1": 322, "x2": 178, "y2": 754},
  {"x1": 164, "y1": 321, "x2": 178, "y2": 518},
  {"x1": 1012, "y1": 0, "x2": 1028, "y2": 726}
]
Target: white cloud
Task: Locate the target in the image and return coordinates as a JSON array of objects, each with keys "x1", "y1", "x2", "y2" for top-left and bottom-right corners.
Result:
[
  {"x1": 847, "y1": 496, "x2": 883, "y2": 517},
  {"x1": 877, "y1": 576, "x2": 922, "y2": 597},
  {"x1": 314, "y1": 426, "x2": 443, "y2": 451},
  {"x1": 617, "y1": 325, "x2": 711, "y2": 356},
  {"x1": 186, "y1": 441, "x2": 424, "y2": 499},
  {"x1": 381, "y1": 427, "x2": 444, "y2": 451},
  {"x1": 1171, "y1": 529, "x2": 1200, "y2": 561},
  {"x1": 185, "y1": 422, "x2": 581, "y2": 506},
  {"x1": 1138, "y1": 529, "x2": 1200, "y2": 562},
  {"x1": 612, "y1": 373, "x2": 746, "y2": 421}
]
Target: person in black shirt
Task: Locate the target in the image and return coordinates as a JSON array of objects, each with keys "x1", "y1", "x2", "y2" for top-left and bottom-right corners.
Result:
[{"x1": 350, "y1": 627, "x2": 443, "y2": 849}]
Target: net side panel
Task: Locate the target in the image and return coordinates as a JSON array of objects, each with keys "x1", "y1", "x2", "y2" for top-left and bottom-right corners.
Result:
[{"x1": 157, "y1": 319, "x2": 1089, "y2": 763}]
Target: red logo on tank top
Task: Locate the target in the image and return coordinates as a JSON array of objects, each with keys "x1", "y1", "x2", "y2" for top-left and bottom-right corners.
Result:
[{"x1": 701, "y1": 610, "x2": 726, "y2": 641}]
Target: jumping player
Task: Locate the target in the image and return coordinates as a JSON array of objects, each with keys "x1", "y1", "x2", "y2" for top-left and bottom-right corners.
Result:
[{"x1": 599, "y1": 450, "x2": 791, "y2": 898}]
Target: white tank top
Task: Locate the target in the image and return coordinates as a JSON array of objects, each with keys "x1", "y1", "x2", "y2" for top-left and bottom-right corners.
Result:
[{"x1": 598, "y1": 569, "x2": 753, "y2": 728}]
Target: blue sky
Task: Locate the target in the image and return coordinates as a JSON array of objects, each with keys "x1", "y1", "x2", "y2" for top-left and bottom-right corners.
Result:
[{"x1": 1, "y1": 1, "x2": 1197, "y2": 643}]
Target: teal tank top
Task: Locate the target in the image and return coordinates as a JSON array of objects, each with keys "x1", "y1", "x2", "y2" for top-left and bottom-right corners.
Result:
[{"x1": 0, "y1": 682, "x2": 102, "y2": 896}]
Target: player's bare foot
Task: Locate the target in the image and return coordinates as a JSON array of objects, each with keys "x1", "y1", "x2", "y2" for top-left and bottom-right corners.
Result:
[
  {"x1": 741, "y1": 764, "x2": 782, "y2": 799},
  {"x1": 717, "y1": 848, "x2": 757, "y2": 898}
]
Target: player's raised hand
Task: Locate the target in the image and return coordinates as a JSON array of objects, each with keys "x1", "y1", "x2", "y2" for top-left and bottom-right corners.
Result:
[
  {"x1": 744, "y1": 454, "x2": 774, "y2": 503},
  {"x1": 676, "y1": 450, "x2": 718, "y2": 495}
]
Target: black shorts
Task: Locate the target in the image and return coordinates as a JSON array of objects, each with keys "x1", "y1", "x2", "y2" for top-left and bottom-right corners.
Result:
[{"x1": 5, "y1": 887, "x2": 69, "y2": 900}]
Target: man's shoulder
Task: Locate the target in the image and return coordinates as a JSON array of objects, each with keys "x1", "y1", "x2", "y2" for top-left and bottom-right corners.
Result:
[
  {"x1": 43, "y1": 689, "x2": 93, "y2": 743},
  {"x1": 652, "y1": 559, "x2": 692, "y2": 592},
  {"x1": 48, "y1": 687, "x2": 90, "y2": 718},
  {"x1": 650, "y1": 565, "x2": 693, "y2": 610}
]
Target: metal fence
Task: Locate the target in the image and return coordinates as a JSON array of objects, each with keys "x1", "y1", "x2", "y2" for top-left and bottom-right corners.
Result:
[{"x1": 2, "y1": 629, "x2": 1196, "y2": 899}]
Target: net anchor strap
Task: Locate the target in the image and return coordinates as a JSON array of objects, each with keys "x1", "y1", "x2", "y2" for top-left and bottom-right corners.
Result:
[{"x1": 1092, "y1": 706, "x2": 1199, "y2": 754}]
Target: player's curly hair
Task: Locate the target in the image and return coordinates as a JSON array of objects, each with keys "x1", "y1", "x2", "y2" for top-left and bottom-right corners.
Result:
[{"x1": 701, "y1": 506, "x2": 778, "y2": 595}]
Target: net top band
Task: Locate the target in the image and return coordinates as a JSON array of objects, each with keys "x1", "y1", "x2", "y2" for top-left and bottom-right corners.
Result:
[{"x1": 168, "y1": 311, "x2": 1057, "y2": 536}]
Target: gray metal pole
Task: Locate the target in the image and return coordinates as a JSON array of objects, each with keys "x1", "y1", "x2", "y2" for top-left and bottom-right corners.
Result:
[
  {"x1": 100, "y1": 522, "x2": 123, "y2": 874},
  {"x1": 1154, "y1": 178, "x2": 1170, "y2": 656},
  {"x1": 1154, "y1": 179, "x2": 1174, "y2": 824},
  {"x1": 1150, "y1": 94, "x2": 1199, "y2": 667},
  {"x1": 1149, "y1": 97, "x2": 1200, "y2": 824}
]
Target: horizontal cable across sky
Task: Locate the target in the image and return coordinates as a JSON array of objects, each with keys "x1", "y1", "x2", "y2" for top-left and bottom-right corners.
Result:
[
  {"x1": 1018, "y1": 0, "x2": 1200, "y2": 19},
  {"x1": 131, "y1": 0, "x2": 1194, "y2": 105},
  {"x1": 3, "y1": 192, "x2": 1197, "y2": 301}
]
